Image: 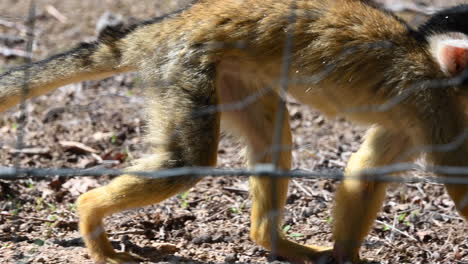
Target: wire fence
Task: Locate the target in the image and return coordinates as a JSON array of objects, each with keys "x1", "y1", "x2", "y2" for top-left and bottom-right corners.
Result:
[
  {"x1": 3, "y1": 1, "x2": 468, "y2": 184},
  {"x1": 1, "y1": 0, "x2": 468, "y2": 263}
]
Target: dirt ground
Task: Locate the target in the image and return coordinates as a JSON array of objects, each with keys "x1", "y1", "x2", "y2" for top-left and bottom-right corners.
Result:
[{"x1": 0, "y1": 0, "x2": 467, "y2": 263}]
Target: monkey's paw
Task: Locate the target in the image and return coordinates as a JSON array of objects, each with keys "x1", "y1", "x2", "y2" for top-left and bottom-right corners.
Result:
[
  {"x1": 304, "y1": 246, "x2": 336, "y2": 264},
  {"x1": 105, "y1": 252, "x2": 142, "y2": 264}
]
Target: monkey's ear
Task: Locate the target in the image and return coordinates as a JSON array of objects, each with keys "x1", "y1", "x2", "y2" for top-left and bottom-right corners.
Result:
[{"x1": 434, "y1": 40, "x2": 468, "y2": 76}]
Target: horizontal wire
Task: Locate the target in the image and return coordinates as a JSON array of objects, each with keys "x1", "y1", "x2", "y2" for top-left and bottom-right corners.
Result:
[{"x1": 1, "y1": 163, "x2": 468, "y2": 184}]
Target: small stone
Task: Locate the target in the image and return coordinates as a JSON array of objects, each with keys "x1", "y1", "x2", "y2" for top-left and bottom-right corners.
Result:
[
  {"x1": 19, "y1": 223, "x2": 30, "y2": 231},
  {"x1": 153, "y1": 242, "x2": 179, "y2": 254},
  {"x1": 0, "y1": 224, "x2": 11, "y2": 232},
  {"x1": 225, "y1": 253, "x2": 238, "y2": 263},
  {"x1": 192, "y1": 234, "x2": 212, "y2": 245},
  {"x1": 302, "y1": 207, "x2": 315, "y2": 217}
]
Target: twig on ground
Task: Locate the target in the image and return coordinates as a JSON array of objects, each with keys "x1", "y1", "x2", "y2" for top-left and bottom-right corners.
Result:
[
  {"x1": 59, "y1": 141, "x2": 99, "y2": 154},
  {"x1": 45, "y1": 5, "x2": 68, "y2": 23},
  {"x1": 7, "y1": 147, "x2": 50, "y2": 155},
  {"x1": 375, "y1": 219, "x2": 417, "y2": 241},
  {"x1": 222, "y1": 186, "x2": 249, "y2": 194},
  {"x1": 292, "y1": 179, "x2": 313, "y2": 196},
  {"x1": 109, "y1": 230, "x2": 146, "y2": 236}
]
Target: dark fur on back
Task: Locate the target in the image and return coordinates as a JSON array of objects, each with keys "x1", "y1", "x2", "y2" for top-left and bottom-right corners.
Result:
[{"x1": 419, "y1": 5, "x2": 468, "y2": 37}]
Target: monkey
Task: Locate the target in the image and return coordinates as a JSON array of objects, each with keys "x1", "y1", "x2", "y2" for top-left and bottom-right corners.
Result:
[{"x1": 1, "y1": 0, "x2": 468, "y2": 263}]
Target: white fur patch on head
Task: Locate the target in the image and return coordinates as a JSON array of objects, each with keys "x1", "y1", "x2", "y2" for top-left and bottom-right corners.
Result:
[{"x1": 428, "y1": 32, "x2": 468, "y2": 75}]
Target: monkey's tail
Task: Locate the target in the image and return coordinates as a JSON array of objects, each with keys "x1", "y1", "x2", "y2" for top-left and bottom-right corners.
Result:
[{"x1": 0, "y1": 38, "x2": 135, "y2": 112}]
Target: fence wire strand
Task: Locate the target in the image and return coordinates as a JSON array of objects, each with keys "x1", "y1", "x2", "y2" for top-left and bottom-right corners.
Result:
[
  {"x1": 2, "y1": 163, "x2": 468, "y2": 184},
  {"x1": 13, "y1": 0, "x2": 35, "y2": 163}
]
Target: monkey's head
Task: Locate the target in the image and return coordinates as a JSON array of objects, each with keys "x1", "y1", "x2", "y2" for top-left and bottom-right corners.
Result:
[{"x1": 419, "y1": 5, "x2": 468, "y2": 77}]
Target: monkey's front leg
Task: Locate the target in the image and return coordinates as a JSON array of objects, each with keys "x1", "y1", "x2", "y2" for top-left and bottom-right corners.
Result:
[
  {"x1": 332, "y1": 126, "x2": 413, "y2": 263},
  {"x1": 248, "y1": 123, "x2": 332, "y2": 263},
  {"x1": 219, "y1": 68, "x2": 332, "y2": 262},
  {"x1": 250, "y1": 176, "x2": 333, "y2": 264},
  {"x1": 231, "y1": 99, "x2": 331, "y2": 263}
]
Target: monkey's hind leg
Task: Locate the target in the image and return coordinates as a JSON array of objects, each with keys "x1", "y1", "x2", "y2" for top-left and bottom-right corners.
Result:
[
  {"x1": 77, "y1": 64, "x2": 220, "y2": 263},
  {"x1": 77, "y1": 167, "x2": 203, "y2": 263},
  {"x1": 332, "y1": 126, "x2": 414, "y2": 263}
]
